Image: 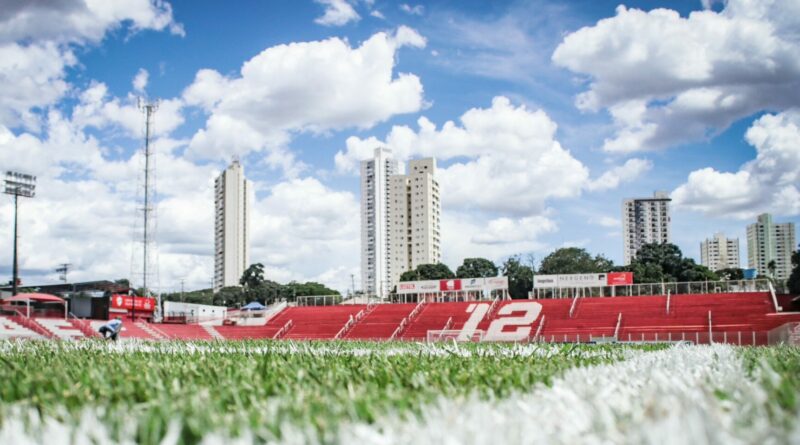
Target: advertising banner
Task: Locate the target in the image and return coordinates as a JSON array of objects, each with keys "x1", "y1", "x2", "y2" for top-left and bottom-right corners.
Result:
[
  {"x1": 485, "y1": 276, "x2": 509, "y2": 290},
  {"x1": 397, "y1": 277, "x2": 508, "y2": 294},
  {"x1": 110, "y1": 295, "x2": 157, "y2": 312},
  {"x1": 606, "y1": 272, "x2": 633, "y2": 286},
  {"x1": 461, "y1": 278, "x2": 485, "y2": 291},
  {"x1": 439, "y1": 279, "x2": 462, "y2": 291}
]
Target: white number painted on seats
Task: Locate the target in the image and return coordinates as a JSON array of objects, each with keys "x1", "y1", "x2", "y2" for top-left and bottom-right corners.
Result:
[
  {"x1": 484, "y1": 302, "x2": 542, "y2": 341},
  {"x1": 457, "y1": 303, "x2": 490, "y2": 341}
]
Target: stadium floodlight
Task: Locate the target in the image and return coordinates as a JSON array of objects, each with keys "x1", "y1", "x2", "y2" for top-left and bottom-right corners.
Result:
[{"x1": 4, "y1": 171, "x2": 36, "y2": 296}]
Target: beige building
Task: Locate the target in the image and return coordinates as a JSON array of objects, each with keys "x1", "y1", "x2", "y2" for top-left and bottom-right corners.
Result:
[
  {"x1": 387, "y1": 158, "x2": 442, "y2": 289},
  {"x1": 360, "y1": 148, "x2": 398, "y2": 297},
  {"x1": 700, "y1": 233, "x2": 740, "y2": 271},
  {"x1": 622, "y1": 191, "x2": 671, "y2": 265},
  {"x1": 214, "y1": 160, "x2": 251, "y2": 292},
  {"x1": 747, "y1": 213, "x2": 796, "y2": 282}
]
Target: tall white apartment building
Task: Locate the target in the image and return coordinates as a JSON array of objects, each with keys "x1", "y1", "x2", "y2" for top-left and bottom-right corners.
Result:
[
  {"x1": 387, "y1": 158, "x2": 442, "y2": 289},
  {"x1": 214, "y1": 160, "x2": 251, "y2": 292},
  {"x1": 700, "y1": 233, "x2": 740, "y2": 271},
  {"x1": 622, "y1": 191, "x2": 671, "y2": 265},
  {"x1": 747, "y1": 213, "x2": 796, "y2": 282},
  {"x1": 360, "y1": 148, "x2": 398, "y2": 297}
]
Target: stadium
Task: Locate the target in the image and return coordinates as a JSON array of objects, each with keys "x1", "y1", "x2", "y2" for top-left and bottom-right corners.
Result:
[{"x1": 2, "y1": 275, "x2": 800, "y2": 443}]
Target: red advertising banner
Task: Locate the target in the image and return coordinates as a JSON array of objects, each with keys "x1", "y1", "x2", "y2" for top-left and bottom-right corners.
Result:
[
  {"x1": 606, "y1": 272, "x2": 633, "y2": 286},
  {"x1": 110, "y1": 294, "x2": 157, "y2": 312},
  {"x1": 439, "y1": 279, "x2": 462, "y2": 291}
]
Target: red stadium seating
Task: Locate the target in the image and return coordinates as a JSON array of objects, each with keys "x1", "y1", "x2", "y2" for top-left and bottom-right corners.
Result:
[{"x1": 2, "y1": 292, "x2": 799, "y2": 344}]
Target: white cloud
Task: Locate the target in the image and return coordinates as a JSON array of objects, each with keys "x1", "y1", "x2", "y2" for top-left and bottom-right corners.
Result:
[
  {"x1": 441, "y1": 213, "x2": 556, "y2": 268},
  {"x1": 314, "y1": 0, "x2": 360, "y2": 27},
  {"x1": 0, "y1": 0, "x2": 184, "y2": 44},
  {"x1": 0, "y1": 42, "x2": 75, "y2": 129},
  {"x1": 72, "y1": 82, "x2": 184, "y2": 138},
  {"x1": 0, "y1": 1, "x2": 182, "y2": 130},
  {"x1": 399, "y1": 4, "x2": 424, "y2": 15},
  {"x1": 183, "y1": 29, "x2": 426, "y2": 168},
  {"x1": 370, "y1": 10, "x2": 385, "y2": 19},
  {"x1": 133, "y1": 68, "x2": 149, "y2": 93},
  {"x1": 552, "y1": 1, "x2": 800, "y2": 153},
  {"x1": 589, "y1": 215, "x2": 620, "y2": 228},
  {"x1": 338, "y1": 96, "x2": 589, "y2": 215},
  {"x1": 587, "y1": 158, "x2": 652, "y2": 191},
  {"x1": 671, "y1": 109, "x2": 800, "y2": 218}
]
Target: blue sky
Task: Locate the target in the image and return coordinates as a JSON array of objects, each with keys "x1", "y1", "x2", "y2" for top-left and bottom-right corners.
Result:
[{"x1": 0, "y1": 0, "x2": 798, "y2": 292}]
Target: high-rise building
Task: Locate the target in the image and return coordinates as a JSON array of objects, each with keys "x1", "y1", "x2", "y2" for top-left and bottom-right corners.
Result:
[
  {"x1": 746, "y1": 213, "x2": 796, "y2": 282},
  {"x1": 622, "y1": 191, "x2": 671, "y2": 265},
  {"x1": 700, "y1": 233, "x2": 740, "y2": 271},
  {"x1": 360, "y1": 148, "x2": 398, "y2": 297},
  {"x1": 387, "y1": 158, "x2": 442, "y2": 289},
  {"x1": 214, "y1": 160, "x2": 251, "y2": 292}
]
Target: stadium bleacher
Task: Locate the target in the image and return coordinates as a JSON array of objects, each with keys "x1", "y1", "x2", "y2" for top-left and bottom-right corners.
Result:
[{"x1": 1, "y1": 291, "x2": 799, "y2": 344}]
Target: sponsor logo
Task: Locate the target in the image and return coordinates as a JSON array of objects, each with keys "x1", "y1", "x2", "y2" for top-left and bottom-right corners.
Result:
[{"x1": 399, "y1": 283, "x2": 416, "y2": 290}]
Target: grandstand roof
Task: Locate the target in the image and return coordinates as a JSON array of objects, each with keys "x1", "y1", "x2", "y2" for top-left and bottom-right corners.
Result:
[{"x1": 2, "y1": 293, "x2": 65, "y2": 304}]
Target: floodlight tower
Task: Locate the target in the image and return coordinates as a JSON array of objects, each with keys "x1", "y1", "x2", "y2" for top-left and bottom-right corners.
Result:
[
  {"x1": 4, "y1": 171, "x2": 36, "y2": 296},
  {"x1": 56, "y1": 263, "x2": 71, "y2": 284}
]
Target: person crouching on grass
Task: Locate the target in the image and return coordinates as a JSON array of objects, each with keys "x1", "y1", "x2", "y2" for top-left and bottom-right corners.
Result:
[{"x1": 98, "y1": 316, "x2": 123, "y2": 341}]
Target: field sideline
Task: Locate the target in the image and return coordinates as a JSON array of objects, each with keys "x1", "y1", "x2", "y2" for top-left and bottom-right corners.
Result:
[{"x1": 0, "y1": 340, "x2": 798, "y2": 444}]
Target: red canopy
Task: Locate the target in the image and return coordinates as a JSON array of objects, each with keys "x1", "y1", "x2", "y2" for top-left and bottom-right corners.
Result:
[{"x1": 2, "y1": 293, "x2": 65, "y2": 304}]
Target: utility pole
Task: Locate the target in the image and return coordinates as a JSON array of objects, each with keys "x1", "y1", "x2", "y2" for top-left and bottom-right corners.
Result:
[
  {"x1": 180, "y1": 279, "x2": 185, "y2": 302},
  {"x1": 350, "y1": 274, "x2": 356, "y2": 297},
  {"x1": 136, "y1": 98, "x2": 159, "y2": 321},
  {"x1": 56, "y1": 263, "x2": 71, "y2": 284},
  {"x1": 4, "y1": 172, "x2": 36, "y2": 296}
]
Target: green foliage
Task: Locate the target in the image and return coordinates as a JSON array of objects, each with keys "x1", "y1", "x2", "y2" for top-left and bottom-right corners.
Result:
[
  {"x1": 502, "y1": 256, "x2": 533, "y2": 299},
  {"x1": 284, "y1": 281, "x2": 340, "y2": 297},
  {"x1": 615, "y1": 243, "x2": 719, "y2": 283},
  {"x1": 456, "y1": 258, "x2": 499, "y2": 278},
  {"x1": 538, "y1": 248, "x2": 614, "y2": 275},
  {"x1": 788, "y1": 248, "x2": 800, "y2": 294},
  {"x1": 716, "y1": 268, "x2": 744, "y2": 281},
  {"x1": 239, "y1": 263, "x2": 266, "y2": 289},
  {"x1": 0, "y1": 341, "x2": 634, "y2": 444},
  {"x1": 161, "y1": 289, "x2": 215, "y2": 305},
  {"x1": 399, "y1": 263, "x2": 455, "y2": 281}
]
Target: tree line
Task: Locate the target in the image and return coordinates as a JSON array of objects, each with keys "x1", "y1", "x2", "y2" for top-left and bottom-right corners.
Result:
[{"x1": 161, "y1": 263, "x2": 339, "y2": 306}]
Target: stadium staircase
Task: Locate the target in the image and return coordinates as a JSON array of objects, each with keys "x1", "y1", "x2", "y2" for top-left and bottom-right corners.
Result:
[
  {"x1": 345, "y1": 303, "x2": 415, "y2": 340},
  {"x1": 269, "y1": 305, "x2": 366, "y2": 340}
]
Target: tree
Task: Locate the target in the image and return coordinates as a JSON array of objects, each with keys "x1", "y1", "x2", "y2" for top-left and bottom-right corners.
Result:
[
  {"x1": 615, "y1": 243, "x2": 718, "y2": 283},
  {"x1": 502, "y1": 256, "x2": 533, "y2": 299},
  {"x1": 538, "y1": 248, "x2": 614, "y2": 275},
  {"x1": 456, "y1": 258, "x2": 498, "y2": 278},
  {"x1": 399, "y1": 263, "x2": 455, "y2": 281},
  {"x1": 213, "y1": 286, "x2": 246, "y2": 306},
  {"x1": 284, "y1": 281, "x2": 340, "y2": 298},
  {"x1": 716, "y1": 268, "x2": 744, "y2": 281},
  {"x1": 787, "y1": 248, "x2": 800, "y2": 295},
  {"x1": 239, "y1": 263, "x2": 265, "y2": 289}
]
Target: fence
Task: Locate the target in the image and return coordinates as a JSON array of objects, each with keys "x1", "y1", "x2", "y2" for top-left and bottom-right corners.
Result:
[
  {"x1": 767, "y1": 322, "x2": 800, "y2": 345},
  {"x1": 296, "y1": 295, "x2": 342, "y2": 306}
]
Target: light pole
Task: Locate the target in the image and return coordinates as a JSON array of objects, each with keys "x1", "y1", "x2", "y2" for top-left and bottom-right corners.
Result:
[{"x1": 4, "y1": 171, "x2": 36, "y2": 296}]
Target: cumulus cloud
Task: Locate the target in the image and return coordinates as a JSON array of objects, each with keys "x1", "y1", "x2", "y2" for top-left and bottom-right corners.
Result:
[
  {"x1": 133, "y1": 68, "x2": 149, "y2": 93},
  {"x1": 72, "y1": 82, "x2": 184, "y2": 138},
  {"x1": 671, "y1": 109, "x2": 800, "y2": 218},
  {"x1": 183, "y1": 29, "x2": 426, "y2": 168},
  {"x1": 400, "y1": 4, "x2": 424, "y2": 15},
  {"x1": 587, "y1": 158, "x2": 653, "y2": 191},
  {"x1": 552, "y1": 1, "x2": 800, "y2": 153},
  {"x1": 314, "y1": 0, "x2": 360, "y2": 26},
  {"x1": 0, "y1": 0, "x2": 182, "y2": 129},
  {"x1": 337, "y1": 96, "x2": 589, "y2": 215}
]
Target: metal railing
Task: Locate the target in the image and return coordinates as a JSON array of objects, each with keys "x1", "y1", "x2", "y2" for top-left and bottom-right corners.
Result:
[
  {"x1": 531, "y1": 279, "x2": 773, "y2": 299},
  {"x1": 273, "y1": 320, "x2": 293, "y2": 339}
]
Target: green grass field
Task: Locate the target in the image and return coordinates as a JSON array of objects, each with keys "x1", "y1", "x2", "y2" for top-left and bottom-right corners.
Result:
[{"x1": 0, "y1": 340, "x2": 797, "y2": 444}]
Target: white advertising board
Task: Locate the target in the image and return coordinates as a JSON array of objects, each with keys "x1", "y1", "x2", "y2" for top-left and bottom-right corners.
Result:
[{"x1": 533, "y1": 273, "x2": 608, "y2": 289}]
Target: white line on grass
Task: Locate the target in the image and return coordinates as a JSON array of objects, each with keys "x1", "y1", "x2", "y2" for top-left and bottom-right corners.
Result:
[{"x1": 301, "y1": 344, "x2": 792, "y2": 445}]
